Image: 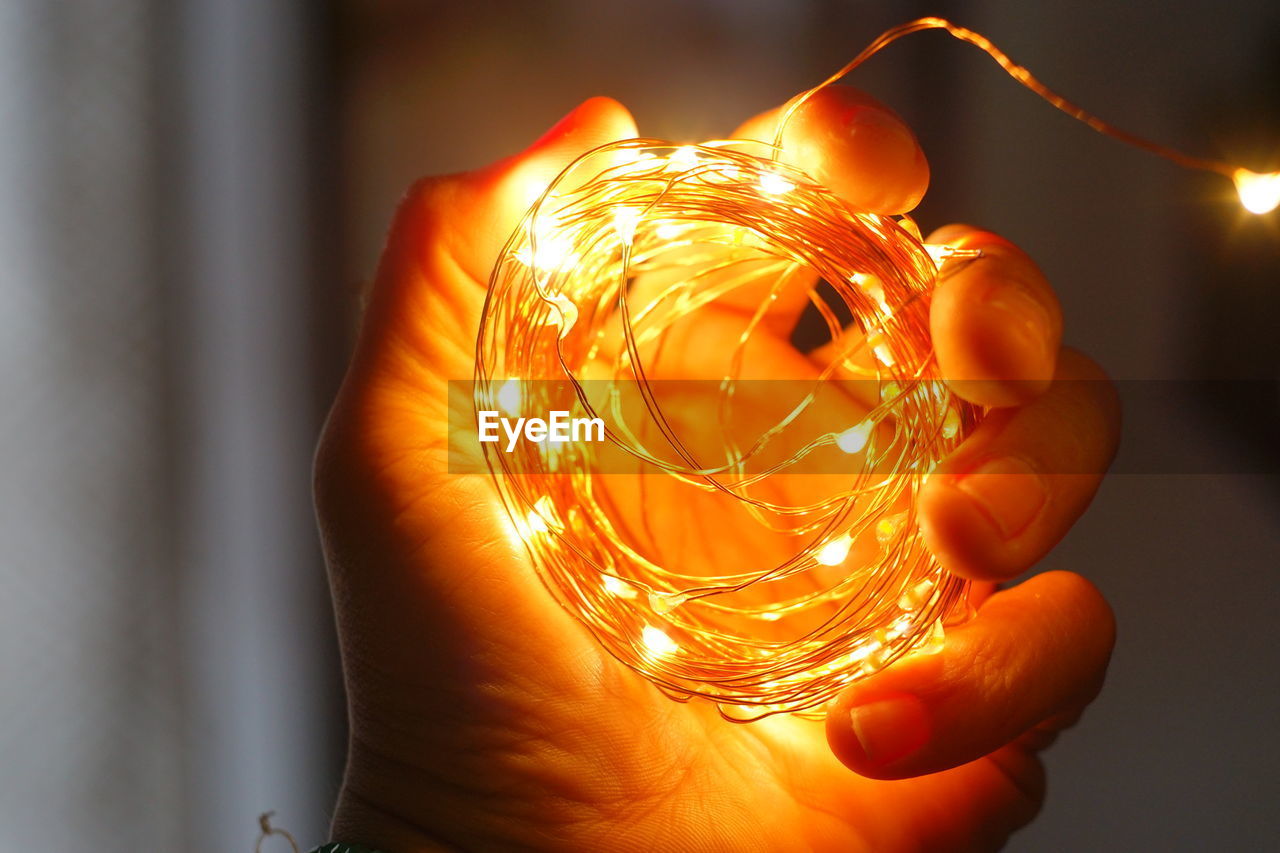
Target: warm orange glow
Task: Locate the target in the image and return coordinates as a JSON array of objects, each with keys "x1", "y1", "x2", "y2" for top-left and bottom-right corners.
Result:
[
  {"x1": 641, "y1": 625, "x2": 680, "y2": 657},
  {"x1": 1234, "y1": 168, "x2": 1280, "y2": 215},
  {"x1": 477, "y1": 138, "x2": 973, "y2": 721},
  {"x1": 835, "y1": 421, "x2": 872, "y2": 454},
  {"x1": 476, "y1": 17, "x2": 1273, "y2": 723},
  {"x1": 815, "y1": 534, "x2": 854, "y2": 567}
]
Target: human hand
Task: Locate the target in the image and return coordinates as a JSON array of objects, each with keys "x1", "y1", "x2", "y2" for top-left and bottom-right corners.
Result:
[{"x1": 313, "y1": 92, "x2": 1119, "y2": 851}]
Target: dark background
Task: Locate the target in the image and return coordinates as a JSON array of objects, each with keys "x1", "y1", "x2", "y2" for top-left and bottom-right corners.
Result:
[{"x1": 0, "y1": 1, "x2": 1276, "y2": 850}]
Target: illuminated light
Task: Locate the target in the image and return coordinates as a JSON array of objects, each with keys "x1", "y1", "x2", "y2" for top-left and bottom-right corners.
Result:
[
  {"x1": 546, "y1": 293, "x2": 578, "y2": 338},
  {"x1": 849, "y1": 640, "x2": 879, "y2": 662},
  {"x1": 758, "y1": 172, "x2": 795, "y2": 194},
  {"x1": 478, "y1": 15, "x2": 1266, "y2": 721},
  {"x1": 655, "y1": 221, "x2": 685, "y2": 241},
  {"x1": 612, "y1": 206, "x2": 641, "y2": 244},
  {"x1": 887, "y1": 614, "x2": 915, "y2": 639},
  {"x1": 897, "y1": 577, "x2": 935, "y2": 612},
  {"x1": 648, "y1": 591, "x2": 687, "y2": 614},
  {"x1": 815, "y1": 534, "x2": 853, "y2": 566},
  {"x1": 1234, "y1": 168, "x2": 1280, "y2": 215},
  {"x1": 941, "y1": 407, "x2": 961, "y2": 439},
  {"x1": 667, "y1": 145, "x2": 698, "y2": 172},
  {"x1": 853, "y1": 273, "x2": 892, "y2": 315},
  {"x1": 835, "y1": 420, "x2": 873, "y2": 454},
  {"x1": 923, "y1": 243, "x2": 953, "y2": 267},
  {"x1": 616, "y1": 149, "x2": 657, "y2": 170},
  {"x1": 517, "y1": 495, "x2": 563, "y2": 541},
  {"x1": 875, "y1": 513, "x2": 904, "y2": 546},
  {"x1": 919, "y1": 619, "x2": 947, "y2": 655},
  {"x1": 496, "y1": 378, "x2": 521, "y2": 414},
  {"x1": 603, "y1": 575, "x2": 638, "y2": 599},
  {"x1": 641, "y1": 625, "x2": 679, "y2": 657},
  {"x1": 867, "y1": 330, "x2": 895, "y2": 366},
  {"x1": 481, "y1": 134, "x2": 967, "y2": 717},
  {"x1": 523, "y1": 509, "x2": 548, "y2": 536},
  {"x1": 515, "y1": 232, "x2": 579, "y2": 272}
]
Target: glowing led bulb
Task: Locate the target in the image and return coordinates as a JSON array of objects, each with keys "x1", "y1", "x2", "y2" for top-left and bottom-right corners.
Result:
[
  {"x1": 546, "y1": 293, "x2": 578, "y2": 338},
  {"x1": 616, "y1": 149, "x2": 657, "y2": 171},
  {"x1": 613, "y1": 206, "x2": 641, "y2": 244},
  {"x1": 897, "y1": 577, "x2": 935, "y2": 612},
  {"x1": 815, "y1": 534, "x2": 853, "y2": 566},
  {"x1": 836, "y1": 420, "x2": 873, "y2": 454},
  {"x1": 518, "y1": 495, "x2": 562, "y2": 540},
  {"x1": 758, "y1": 172, "x2": 795, "y2": 194},
  {"x1": 496, "y1": 378, "x2": 521, "y2": 414},
  {"x1": 941, "y1": 407, "x2": 961, "y2": 439},
  {"x1": 478, "y1": 16, "x2": 1271, "y2": 721},
  {"x1": 667, "y1": 145, "x2": 698, "y2": 172},
  {"x1": 923, "y1": 243, "x2": 951, "y2": 266},
  {"x1": 641, "y1": 625, "x2": 679, "y2": 657},
  {"x1": 1234, "y1": 168, "x2": 1280, "y2": 215},
  {"x1": 875, "y1": 513, "x2": 904, "y2": 546},
  {"x1": 649, "y1": 591, "x2": 688, "y2": 614},
  {"x1": 853, "y1": 272, "x2": 892, "y2": 315},
  {"x1": 867, "y1": 330, "x2": 895, "y2": 366},
  {"x1": 603, "y1": 575, "x2": 638, "y2": 599},
  {"x1": 655, "y1": 222, "x2": 685, "y2": 241},
  {"x1": 515, "y1": 232, "x2": 579, "y2": 272}
]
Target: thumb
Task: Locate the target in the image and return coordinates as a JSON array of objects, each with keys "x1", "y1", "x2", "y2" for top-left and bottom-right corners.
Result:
[{"x1": 824, "y1": 571, "x2": 1115, "y2": 779}]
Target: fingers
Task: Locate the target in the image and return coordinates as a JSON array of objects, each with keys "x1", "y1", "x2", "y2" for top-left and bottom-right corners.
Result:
[
  {"x1": 734, "y1": 86, "x2": 929, "y2": 214},
  {"x1": 364, "y1": 97, "x2": 638, "y2": 351},
  {"x1": 826, "y1": 570, "x2": 1115, "y2": 780},
  {"x1": 706, "y1": 86, "x2": 928, "y2": 337},
  {"x1": 920, "y1": 348, "x2": 1120, "y2": 582},
  {"x1": 860, "y1": 743, "x2": 1046, "y2": 851},
  {"x1": 929, "y1": 225, "x2": 1063, "y2": 407}
]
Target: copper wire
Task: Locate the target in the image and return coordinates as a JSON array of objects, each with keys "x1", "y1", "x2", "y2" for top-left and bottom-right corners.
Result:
[
  {"x1": 476, "y1": 140, "x2": 977, "y2": 719},
  {"x1": 472, "y1": 17, "x2": 1245, "y2": 721}
]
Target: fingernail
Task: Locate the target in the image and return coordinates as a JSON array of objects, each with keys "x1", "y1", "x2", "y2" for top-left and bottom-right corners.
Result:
[
  {"x1": 848, "y1": 694, "x2": 930, "y2": 767},
  {"x1": 956, "y1": 456, "x2": 1048, "y2": 539}
]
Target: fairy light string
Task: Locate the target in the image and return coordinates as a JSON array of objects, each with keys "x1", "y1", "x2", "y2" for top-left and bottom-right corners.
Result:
[{"x1": 474, "y1": 18, "x2": 1277, "y2": 722}]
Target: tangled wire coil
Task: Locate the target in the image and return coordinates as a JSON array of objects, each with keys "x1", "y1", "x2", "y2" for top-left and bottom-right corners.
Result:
[
  {"x1": 469, "y1": 14, "x2": 1265, "y2": 720},
  {"x1": 475, "y1": 136, "x2": 979, "y2": 720}
]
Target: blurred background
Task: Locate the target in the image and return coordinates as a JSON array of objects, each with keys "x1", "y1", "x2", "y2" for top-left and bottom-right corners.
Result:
[{"x1": 1, "y1": 0, "x2": 1276, "y2": 850}]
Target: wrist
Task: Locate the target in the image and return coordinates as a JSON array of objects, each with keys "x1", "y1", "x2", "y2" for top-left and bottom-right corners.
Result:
[{"x1": 331, "y1": 786, "x2": 454, "y2": 853}]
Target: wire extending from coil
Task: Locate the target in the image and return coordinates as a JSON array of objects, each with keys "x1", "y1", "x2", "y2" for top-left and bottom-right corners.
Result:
[{"x1": 474, "y1": 17, "x2": 1276, "y2": 721}]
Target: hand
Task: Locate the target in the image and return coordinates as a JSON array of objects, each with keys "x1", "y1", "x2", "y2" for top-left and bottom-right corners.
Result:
[{"x1": 314, "y1": 92, "x2": 1120, "y2": 852}]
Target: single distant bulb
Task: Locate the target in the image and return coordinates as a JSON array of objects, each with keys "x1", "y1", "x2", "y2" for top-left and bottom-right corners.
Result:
[{"x1": 1234, "y1": 168, "x2": 1280, "y2": 215}]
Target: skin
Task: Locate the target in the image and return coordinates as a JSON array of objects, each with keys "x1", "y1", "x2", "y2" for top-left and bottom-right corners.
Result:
[{"x1": 314, "y1": 90, "x2": 1121, "y2": 852}]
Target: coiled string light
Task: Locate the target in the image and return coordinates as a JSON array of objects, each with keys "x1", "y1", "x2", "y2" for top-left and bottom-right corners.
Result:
[{"x1": 474, "y1": 18, "x2": 1278, "y2": 721}]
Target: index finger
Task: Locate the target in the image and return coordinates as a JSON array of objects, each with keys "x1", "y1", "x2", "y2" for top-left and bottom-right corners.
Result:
[
  {"x1": 733, "y1": 85, "x2": 929, "y2": 214},
  {"x1": 929, "y1": 225, "x2": 1063, "y2": 407},
  {"x1": 713, "y1": 86, "x2": 930, "y2": 326}
]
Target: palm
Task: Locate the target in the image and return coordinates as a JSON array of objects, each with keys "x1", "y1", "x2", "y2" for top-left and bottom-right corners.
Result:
[
  {"x1": 317, "y1": 94, "x2": 1116, "y2": 852},
  {"x1": 316, "y1": 206, "x2": 1036, "y2": 853}
]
